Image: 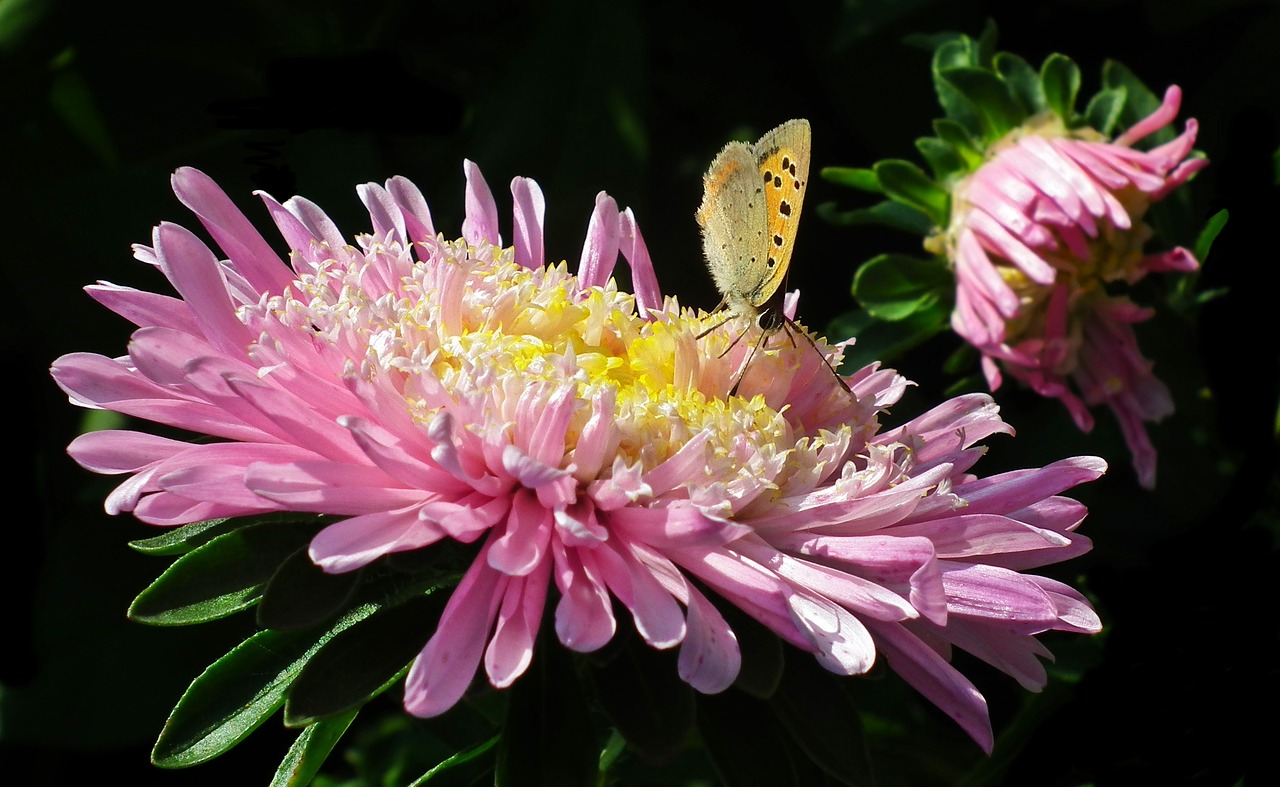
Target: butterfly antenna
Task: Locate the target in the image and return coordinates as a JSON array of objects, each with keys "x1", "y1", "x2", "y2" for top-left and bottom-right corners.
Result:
[
  {"x1": 728, "y1": 327, "x2": 770, "y2": 397},
  {"x1": 783, "y1": 315, "x2": 852, "y2": 393}
]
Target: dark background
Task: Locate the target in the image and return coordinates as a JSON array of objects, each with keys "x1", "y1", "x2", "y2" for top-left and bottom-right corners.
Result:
[{"x1": 4, "y1": 0, "x2": 1278, "y2": 784}]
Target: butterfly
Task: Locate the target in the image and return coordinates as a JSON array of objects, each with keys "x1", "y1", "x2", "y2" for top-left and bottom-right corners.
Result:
[{"x1": 696, "y1": 118, "x2": 849, "y2": 394}]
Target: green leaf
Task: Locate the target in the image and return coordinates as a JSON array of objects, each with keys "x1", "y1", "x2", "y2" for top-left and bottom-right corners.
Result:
[
  {"x1": 915, "y1": 136, "x2": 967, "y2": 182},
  {"x1": 819, "y1": 166, "x2": 882, "y2": 193},
  {"x1": 129, "y1": 517, "x2": 243, "y2": 556},
  {"x1": 152, "y1": 604, "x2": 378, "y2": 768},
  {"x1": 1085, "y1": 87, "x2": 1128, "y2": 137},
  {"x1": 407, "y1": 736, "x2": 500, "y2": 786},
  {"x1": 284, "y1": 589, "x2": 447, "y2": 726},
  {"x1": 994, "y1": 52, "x2": 1046, "y2": 116},
  {"x1": 590, "y1": 640, "x2": 694, "y2": 763},
  {"x1": 129, "y1": 520, "x2": 324, "y2": 625},
  {"x1": 815, "y1": 199, "x2": 935, "y2": 236},
  {"x1": 974, "y1": 18, "x2": 999, "y2": 68},
  {"x1": 1193, "y1": 208, "x2": 1229, "y2": 265},
  {"x1": 495, "y1": 637, "x2": 597, "y2": 787},
  {"x1": 257, "y1": 547, "x2": 362, "y2": 631},
  {"x1": 872, "y1": 160, "x2": 949, "y2": 226},
  {"x1": 1041, "y1": 53, "x2": 1082, "y2": 122},
  {"x1": 853, "y1": 254, "x2": 954, "y2": 321},
  {"x1": 940, "y1": 66, "x2": 1024, "y2": 138},
  {"x1": 768, "y1": 659, "x2": 873, "y2": 786},
  {"x1": 269, "y1": 707, "x2": 360, "y2": 787}
]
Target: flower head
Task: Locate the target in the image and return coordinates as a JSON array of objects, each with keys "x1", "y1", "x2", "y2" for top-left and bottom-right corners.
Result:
[
  {"x1": 938, "y1": 85, "x2": 1204, "y2": 488},
  {"x1": 52, "y1": 161, "x2": 1103, "y2": 751}
]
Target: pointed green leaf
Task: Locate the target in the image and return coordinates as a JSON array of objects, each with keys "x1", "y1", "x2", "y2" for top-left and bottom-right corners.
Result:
[
  {"x1": 129, "y1": 517, "x2": 242, "y2": 556},
  {"x1": 974, "y1": 18, "x2": 999, "y2": 68},
  {"x1": 257, "y1": 547, "x2": 362, "y2": 631},
  {"x1": 407, "y1": 736, "x2": 500, "y2": 786},
  {"x1": 995, "y1": 52, "x2": 1047, "y2": 116},
  {"x1": 1193, "y1": 209, "x2": 1229, "y2": 265},
  {"x1": 1085, "y1": 87, "x2": 1128, "y2": 137},
  {"x1": 816, "y1": 199, "x2": 935, "y2": 236},
  {"x1": 819, "y1": 166, "x2": 882, "y2": 193},
  {"x1": 852, "y1": 254, "x2": 954, "y2": 321},
  {"x1": 495, "y1": 639, "x2": 597, "y2": 786},
  {"x1": 915, "y1": 136, "x2": 967, "y2": 182},
  {"x1": 129, "y1": 520, "x2": 324, "y2": 625},
  {"x1": 151, "y1": 604, "x2": 378, "y2": 768},
  {"x1": 269, "y1": 707, "x2": 360, "y2": 787},
  {"x1": 284, "y1": 589, "x2": 446, "y2": 726},
  {"x1": 872, "y1": 160, "x2": 949, "y2": 226},
  {"x1": 940, "y1": 66, "x2": 1024, "y2": 138},
  {"x1": 1041, "y1": 53, "x2": 1082, "y2": 122},
  {"x1": 590, "y1": 641, "x2": 694, "y2": 763},
  {"x1": 768, "y1": 659, "x2": 873, "y2": 786}
]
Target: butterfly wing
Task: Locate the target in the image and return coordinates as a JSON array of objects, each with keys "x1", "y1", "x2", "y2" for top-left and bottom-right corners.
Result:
[
  {"x1": 749, "y1": 118, "x2": 811, "y2": 309},
  {"x1": 697, "y1": 141, "x2": 772, "y2": 318}
]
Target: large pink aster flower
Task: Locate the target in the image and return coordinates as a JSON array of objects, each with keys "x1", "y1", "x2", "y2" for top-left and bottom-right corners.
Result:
[
  {"x1": 940, "y1": 85, "x2": 1205, "y2": 488},
  {"x1": 52, "y1": 162, "x2": 1104, "y2": 751}
]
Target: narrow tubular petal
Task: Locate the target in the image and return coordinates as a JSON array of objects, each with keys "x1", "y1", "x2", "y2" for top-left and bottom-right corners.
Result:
[
  {"x1": 386, "y1": 175, "x2": 436, "y2": 242},
  {"x1": 486, "y1": 556, "x2": 552, "y2": 688},
  {"x1": 154, "y1": 223, "x2": 255, "y2": 356},
  {"x1": 67, "y1": 430, "x2": 190, "y2": 473},
  {"x1": 510, "y1": 176, "x2": 546, "y2": 270},
  {"x1": 487, "y1": 489, "x2": 552, "y2": 577},
  {"x1": 85, "y1": 283, "x2": 201, "y2": 333},
  {"x1": 618, "y1": 208, "x2": 663, "y2": 317},
  {"x1": 462, "y1": 159, "x2": 500, "y2": 246},
  {"x1": 310, "y1": 505, "x2": 446, "y2": 573},
  {"x1": 405, "y1": 540, "x2": 507, "y2": 717},
  {"x1": 171, "y1": 167, "x2": 297, "y2": 294},
  {"x1": 576, "y1": 191, "x2": 621, "y2": 288},
  {"x1": 677, "y1": 586, "x2": 741, "y2": 693}
]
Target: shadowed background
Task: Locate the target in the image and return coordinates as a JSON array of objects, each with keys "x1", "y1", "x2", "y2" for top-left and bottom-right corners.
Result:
[{"x1": 4, "y1": 0, "x2": 1278, "y2": 783}]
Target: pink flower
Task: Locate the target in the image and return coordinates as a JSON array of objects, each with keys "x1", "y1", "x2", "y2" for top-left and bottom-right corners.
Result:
[
  {"x1": 52, "y1": 163, "x2": 1104, "y2": 751},
  {"x1": 941, "y1": 85, "x2": 1206, "y2": 488}
]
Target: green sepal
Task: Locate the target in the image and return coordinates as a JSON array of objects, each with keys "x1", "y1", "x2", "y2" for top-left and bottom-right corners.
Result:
[
  {"x1": 1194, "y1": 208, "x2": 1229, "y2": 265},
  {"x1": 128, "y1": 517, "x2": 243, "y2": 556},
  {"x1": 767, "y1": 657, "x2": 874, "y2": 787},
  {"x1": 829, "y1": 303, "x2": 951, "y2": 372},
  {"x1": 1085, "y1": 87, "x2": 1128, "y2": 137},
  {"x1": 1041, "y1": 53, "x2": 1082, "y2": 122},
  {"x1": 852, "y1": 254, "x2": 954, "y2": 321},
  {"x1": 819, "y1": 166, "x2": 882, "y2": 193},
  {"x1": 129, "y1": 519, "x2": 325, "y2": 626},
  {"x1": 872, "y1": 159, "x2": 949, "y2": 226},
  {"x1": 995, "y1": 51, "x2": 1047, "y2": 116},
  {"x1": 931, "y1": 36, "x2": 979, "y2": 71},
  {"x1": 934, "y1": 71, "x2": 985, "y2": 138},
  {"x1": 269, "y1": 707, "x2": 359, "y2": 787},
  {"x1": 256, "y1": 546, "x2": 362, "y2": 631},
  {"x1": 915, "y1": 136, "x2": 967, "y2": 182},
  {"x1": 933, "y1": 118, "x2": 985, "y2": 168},
  {"x1": 150, "y1": 603, "x2": 378, "y2": 768},
  {"x1": 283, "y1": 588, "x2": 447, "y2": 726},
  {"x1": 940, "y1": 66, "x2": 1024, "y2": 139},
  {"x1": 494, "y1": 637, "x2": 598, "y2": 787},
  {"x1": 816, "y1": 199, "x2": 935, "y2": 236},
  {"x1": 1102, "y1": 59, "x2": 1171, "y2": 146},
  {"x1": 590, "y1": 639, "x2": 694, "y2": 763}
]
